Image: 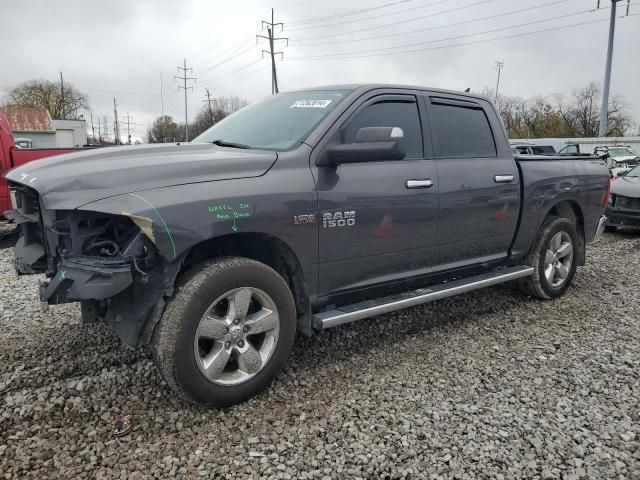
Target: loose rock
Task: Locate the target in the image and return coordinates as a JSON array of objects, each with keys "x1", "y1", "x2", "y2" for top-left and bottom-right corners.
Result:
[{"x1": 0, "y1": 231, "x2": 639, "y2": 478}]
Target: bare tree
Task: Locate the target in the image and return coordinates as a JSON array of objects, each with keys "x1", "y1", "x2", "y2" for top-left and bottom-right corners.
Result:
[
  {"x1": 568, "y1": 83, "x2": 600, "y2": 137},
  {"x1": 497, "y1": 95, "x2": 528, "y2": 138},
  {"x1": 606, "y1": 95, "x2": 632, "y2": 136},
  {"x1": 555, "y1": 83, "x2": 632, "y2": 137},
  {"x1": 3, "y1": 79, "x2": 89, "y2": 119},
  {"x1": 481, "y1": 82, "x2": 634, "y2": 139},
  {"x1": 189, "y1": 95, "x2": 247, "y2": 139}
]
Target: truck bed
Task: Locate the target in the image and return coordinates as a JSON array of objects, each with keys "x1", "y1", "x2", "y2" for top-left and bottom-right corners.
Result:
[{"x1": 511, "y1": 154, "x2": 609, "y2": 260}]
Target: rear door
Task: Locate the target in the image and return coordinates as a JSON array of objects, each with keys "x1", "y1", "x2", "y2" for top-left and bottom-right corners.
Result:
[
  {"x1": 424, "y1": 95, "x2": 520, "y2": 268},
  {"x1": 314, "y1": 91, "x2": 439, "y2": 295}
]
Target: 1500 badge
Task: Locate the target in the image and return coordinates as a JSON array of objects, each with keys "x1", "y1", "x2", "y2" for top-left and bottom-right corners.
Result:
[{"x1": 323, "y1": 211, "x2": 356, "y2": 228}]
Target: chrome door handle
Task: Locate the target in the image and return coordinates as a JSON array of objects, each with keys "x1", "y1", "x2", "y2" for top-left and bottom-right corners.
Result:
[
  {"x1": 494, "y1": 175, "x2": 515, "y2": 183},
  {"x1": 406, "y1": 179, "x2": 433, "y2": 189}
]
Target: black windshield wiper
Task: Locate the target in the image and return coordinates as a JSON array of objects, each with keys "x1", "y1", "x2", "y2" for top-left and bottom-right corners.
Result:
[{"x1": 212, "y1": 139, "x2": 251, "y2": 149}]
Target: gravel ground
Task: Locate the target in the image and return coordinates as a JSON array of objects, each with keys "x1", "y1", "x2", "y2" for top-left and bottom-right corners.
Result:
[{"x1": 1, "y1": 228, "x2": 639, "y2": 479}]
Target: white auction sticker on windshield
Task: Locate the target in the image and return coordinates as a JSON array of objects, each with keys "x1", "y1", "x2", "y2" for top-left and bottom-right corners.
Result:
[{"x1": 290, "y1": 99, "x2": 332, "y2": 108}]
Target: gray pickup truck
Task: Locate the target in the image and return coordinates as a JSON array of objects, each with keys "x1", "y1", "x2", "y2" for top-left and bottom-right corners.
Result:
[{"x1": 5, "y1": 85, "x2": 609, "y2": 406}]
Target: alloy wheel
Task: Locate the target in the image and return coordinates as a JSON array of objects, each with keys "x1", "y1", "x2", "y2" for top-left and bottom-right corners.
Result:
[
  {"x1": 193, "y1": 287, "x2": 280, "y2": 386},
  {"x1": 544, "y1": 231, "x2": 573, "y2": 288}
]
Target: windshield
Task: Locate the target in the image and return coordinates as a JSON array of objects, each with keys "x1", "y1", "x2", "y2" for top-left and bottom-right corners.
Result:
[
  {"x1": 625, "y1": 165, "x2": 640, "y2": 177},
  {"x1": 608, "y1": 148, "x2": 637, "y2": 158},
  {"x1": 192, "y1": 90, "x2": 350, "y2": 150}
]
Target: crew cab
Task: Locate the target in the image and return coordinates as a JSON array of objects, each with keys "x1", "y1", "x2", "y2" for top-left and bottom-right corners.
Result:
[{"x1": 4, "y1": 85, "x2": 610, "y2": 406}]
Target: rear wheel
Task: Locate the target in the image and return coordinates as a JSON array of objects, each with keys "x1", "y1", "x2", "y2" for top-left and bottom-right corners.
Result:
[
  {"x1": 152, "y1": 257, "x2": 296, "y2": 407},
  {"x1": 520, "y1": 216, "x2": 578, "y2": 300}
]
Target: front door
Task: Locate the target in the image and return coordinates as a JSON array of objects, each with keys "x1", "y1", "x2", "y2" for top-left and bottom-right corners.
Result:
[{"x1": 314, "y1": 92, "x2": 439, "y2": 295}]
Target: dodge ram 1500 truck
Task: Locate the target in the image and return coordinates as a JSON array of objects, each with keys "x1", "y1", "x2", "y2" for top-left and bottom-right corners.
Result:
[{"x1": 4, "y1": 85, "x2": 610, "y2": 406}]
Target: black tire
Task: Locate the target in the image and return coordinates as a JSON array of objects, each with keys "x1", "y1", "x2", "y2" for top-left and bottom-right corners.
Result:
[
  {"x1": 152, "y1": 257, "x2": 296, "y2": 407},
  {"x1": 519, "y1": 216, "x2": 578, "y2": 300},
  {"x1": 603, "y1": 225, "x2": 617, "y2": 233}
]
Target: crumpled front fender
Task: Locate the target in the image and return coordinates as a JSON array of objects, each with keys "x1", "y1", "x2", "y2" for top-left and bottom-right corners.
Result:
[{"x1": 79, "y1": 192, "x2": 180, "y2": 263}]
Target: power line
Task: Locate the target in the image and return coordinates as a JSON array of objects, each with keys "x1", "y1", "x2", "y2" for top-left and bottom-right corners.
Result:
[
  {"x1": 198, "y1": 59, "x2": 263, "y2": 87},
  {"x1": 213, "y1": 63, "x2": 272, "y2": 88},
  {"x1": 190, "y1": 35, "x2": 254, "y2": 65},
  {"x1": 272, "y1": 0, "x2": 318, "y2": 10},
  {"x1": 286, "y1": 13, "x2": 639, "y2": 61},
  {"x1": 290, "y1": 0, "x2": 570, "y2": 45},
  {"x1": 81, "y1": 86, "x2": 182, "y2": 98},
  {"x1": 257, "y1": 9, "x2": 288, "y2": 94},
  {"x1": 286, "y1": 0, "x2": 418, "y2": 25},
  {"x1": 284, "y1": 0, "x2": 478, "y2": 32},
  {"x1": 289, "y1": 6, "x2": 608, "y2": 57},
  {"x1": 175, "y1": 59, "x2": 197, "y2": 141},
  {"x1": 195, "y1": 40, "x2": 256, "y2": 76}
]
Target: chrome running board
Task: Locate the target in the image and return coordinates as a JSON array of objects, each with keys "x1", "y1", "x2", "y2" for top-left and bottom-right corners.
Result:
[{"x1": 313, "y1": 265, "x2": 534, "y2": 330}]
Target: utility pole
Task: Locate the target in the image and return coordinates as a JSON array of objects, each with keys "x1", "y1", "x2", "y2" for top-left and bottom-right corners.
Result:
[
  {"x1": 122, "y1": 112, "x2": 135, "y2": 144},
  {"x1": 175, "y1": 59, "x2": 196, "y2": 142},
  {"x1": 204, "y1": 88, "x2": 214, "y2": 124},
  {"x1": 90, "y1": 113, "x2": 96, "y2": 144},
  {"x1": 113, "y1": 98, "x2": 120, "y2": 145},
  {"x1": 99, "y1": 118, "x2": 109, "y2": 144},
  {"x1": 258, "y1": 9, "x2": 288, "y2": 94},
  {"x1": 160, "y1": 72, "x2": 165, "y2": 143},
  {"x1": 160, "y1": 72, "x2": 165, "y2": 119},
  {"x1": 59, "y1": 70, "x2": 65, "y2": 119},
  {"x1": 598, "y1": 0, "x2": 626, "y2": 137},
  {"x1": 494, "y1": 60, "x2": 504, "y2": 103}
]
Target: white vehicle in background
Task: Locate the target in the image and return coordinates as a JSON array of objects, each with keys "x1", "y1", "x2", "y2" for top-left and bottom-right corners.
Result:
[
  {"x1": 13, "y1": 137, "x2": 33, "y2": 149},
  {"x1": 595, "y1": 146, "x2": 640, "y2": 178}
]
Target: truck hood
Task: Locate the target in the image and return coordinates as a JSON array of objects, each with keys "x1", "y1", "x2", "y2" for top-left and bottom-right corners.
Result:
[
  {"x1": 611, "y1": 175, "x2": 640, "y2": 198},
  {"x1": 4, "y1": 143, "x2": 277, "y2": 210}
]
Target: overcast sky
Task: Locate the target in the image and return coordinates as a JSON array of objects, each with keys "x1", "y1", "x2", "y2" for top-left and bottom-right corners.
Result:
[{"x1": 2, "y1": 0, "x2": 639, "y2": 140}]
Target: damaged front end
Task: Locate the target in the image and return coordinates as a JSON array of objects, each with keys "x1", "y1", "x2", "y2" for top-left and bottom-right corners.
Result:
[{"x1": 9, "y1": 182, "x2": 181, "y2": 347}]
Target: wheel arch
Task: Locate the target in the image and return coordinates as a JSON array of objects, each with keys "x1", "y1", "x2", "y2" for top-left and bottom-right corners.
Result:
[
  {"x1": 542, "y1": 200, "x2": 586, "y2": 265},
  {"x1": 180, "y1": 232, "x2": 313, "y2": 335}
]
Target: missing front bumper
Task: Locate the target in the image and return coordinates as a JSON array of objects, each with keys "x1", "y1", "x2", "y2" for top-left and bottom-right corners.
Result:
[{"x1": 40, "y1": 256, "x2": 133, "y2": 304}]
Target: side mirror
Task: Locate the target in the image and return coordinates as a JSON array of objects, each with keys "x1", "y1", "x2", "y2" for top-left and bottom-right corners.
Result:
[{"x1": 324, "y1": 127, "x2": 406, "y2": 165}]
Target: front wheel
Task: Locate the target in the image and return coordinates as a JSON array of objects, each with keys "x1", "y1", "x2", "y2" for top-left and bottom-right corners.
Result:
[
  {"x1": 152, "y1": 257, "x2": 296, "y2": 407},
  {"x1": 519, "y1": 216, "x2": 578, "y2": 300}
]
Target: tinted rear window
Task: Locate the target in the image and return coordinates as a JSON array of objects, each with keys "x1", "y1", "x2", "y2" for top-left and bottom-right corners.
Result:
[
  {"x1": 532, "y1": 146, "x2": 556, "y2": 154},
  {"x1": 430, "y1": 102, "x2": 496, "y2": 158}
]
